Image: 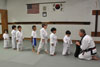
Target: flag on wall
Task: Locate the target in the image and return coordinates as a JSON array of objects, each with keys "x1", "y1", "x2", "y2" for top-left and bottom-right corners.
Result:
[
  {"x1": 53, "y1": 3, "x2": 63, "y2": 11},
  {"x1": 27, "y1": 4, "x2": 39, "y2": 14}
]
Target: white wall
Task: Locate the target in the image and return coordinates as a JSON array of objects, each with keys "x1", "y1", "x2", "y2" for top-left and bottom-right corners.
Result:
[
  {"x1": 0, "y1": 0, "x2": 7, "y2": 34},
  {"x1": 7, "y1": 0, "x2": 100, "y2": 41},
  {"x1": 0, "y1": 0, "x2": 7, "y2": 9}
]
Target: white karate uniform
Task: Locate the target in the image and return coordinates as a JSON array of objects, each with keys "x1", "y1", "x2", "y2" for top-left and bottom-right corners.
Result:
[
  {"x1": 31, "y1": 31, "x2": 37, "y2": 38},
  {"x1": 50, "y1": 33, "x2": 57, "y2": 55},
  {"x1": 11, "y1": 30, "x2": 16, "y2": 49},
  {"x1": 16, "y1": 31, "x2": 24, "y2": 51},
  {"x1": 37, "y1": 28, "x2": 48, "y2": 52},
  {"x1": 3, "y1": 33, "x2": 10, "y2": 48},
  {"x1": 62, "y1": 35, "x2": 72, "y2": 55},
  {"x1": 79, "y1": 35, "x2": 97, "y2": 60}
]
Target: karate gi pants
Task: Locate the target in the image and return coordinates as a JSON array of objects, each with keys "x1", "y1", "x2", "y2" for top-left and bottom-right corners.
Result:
[{"x1": 38, "y1": 39, "x2": 48, "y2": 52}]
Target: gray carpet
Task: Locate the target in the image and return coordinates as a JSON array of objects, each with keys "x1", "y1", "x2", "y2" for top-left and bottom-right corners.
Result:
[{"x1": 0, "y1": 40, "x2": 100, "y2": 67}]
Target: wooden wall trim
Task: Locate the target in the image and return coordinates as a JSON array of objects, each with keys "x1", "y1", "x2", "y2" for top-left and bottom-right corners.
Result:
[
  {"x1": 92, "y1": 10, "x2": 100, "y2": 15},
  {"x1": 24, "y1": 38, "x2": 100, "y2": 44},
  {"x1": 0, "y1": 9, "x2": 8, "y2": 39},
  {"x1": 91, "y1": 32, "x2": 100, "y2": 37},
  {"x1": 8, "y1": 21, "x2": 90, "y2": 25}
]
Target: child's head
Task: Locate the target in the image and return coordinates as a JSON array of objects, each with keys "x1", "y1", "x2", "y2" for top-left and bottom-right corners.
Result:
[
  {"x1": 4, "y1": 29, "x2": 8, "y2": 34},
  {"x1": 17, "y1": 26, "x2": 22, "y2": 31},
  {"x1": 51, "y1": 27, "x2": 57, "y2": 34},
  {"x1": 32, "y1": 25, "x2": 36, "y2": 31},
  {"x1": 66, "y1": 30, "x2": 71, "y2": 36},
  {"x1": 42, "y1": 23, "x2": 47, "y2": 29},
  {"x1": 12, "y1": 25, "x2": 16, "y2": 30}
]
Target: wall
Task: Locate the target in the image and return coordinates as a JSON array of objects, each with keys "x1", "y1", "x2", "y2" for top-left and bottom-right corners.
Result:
[
  {"x1": 7, "y1": 0, "x2": 100, "y2": 41},
  {"x1": 0, "y1": 0, "x2": 7, "y2": 9},
  {"x1": 0, "y1": 0, "x2": 7, "y2": 34}
]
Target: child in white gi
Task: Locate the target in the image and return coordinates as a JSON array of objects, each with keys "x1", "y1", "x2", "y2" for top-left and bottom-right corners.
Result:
[
  {"x1": 50, "y1": 27, "x2": 57, "y2": 56},
  {"x1": 16, "y1": 26, "x2": 24, "y2": 51},
  {"x1": 62, "y1": 30, "x2": 72, "y2": 56},
  {"x1": 11, "y1": 25, "x2": 17, "y2": 50},
  {"x1": 37, "y1": 24, "x2": 48, "y2": 55},
  {"x1": 3, "y1": 29, "x2": 10, "y2": 49},
  {"x1": 31, "y1": 25, "x2": 37, "y2": 52}
]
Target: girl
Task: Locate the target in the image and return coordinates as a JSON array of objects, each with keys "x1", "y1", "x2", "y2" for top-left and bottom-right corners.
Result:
[{"x1": 3, "y1": 29, "x2": 10, "y2": 49}]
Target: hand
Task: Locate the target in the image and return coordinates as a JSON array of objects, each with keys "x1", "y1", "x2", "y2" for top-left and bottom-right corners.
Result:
[
  {"x1": 42, "y1": 39, "x2": 45, "y2": 42},
  {"x1": 16, "y1": 40, "x2": 18, "y2": 42},
  {"x1": 52, "y1": 44, "x2": 54, "y2": 46},
  {"x1": 76, "y1": 42, "x2": 80, "y2": 46}
]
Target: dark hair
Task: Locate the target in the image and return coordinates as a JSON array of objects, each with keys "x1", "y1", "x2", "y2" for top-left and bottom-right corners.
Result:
[
  {"x1": 66, "y1": 30, "x2": 71, "y2": 35},
  {"x1": 42, "y1": 23, "x2": 47, "y2": 27},
  {"x1": 12, "y1": 25, "x2": 16, "y2": 29},
  {"x1": 51, "y1": 27, "x2": 56, "y2": 32},
  {"x1": 17, "y1": 26, "x2": 22, "y2": 29},
  {"x1": 32, "y1": 25, "x2": 36, "y2": 29},
  {"x1": 80, "y1": 29, "x2": 86, "y2": 34},
  {"x1": 4, "y1": 29, "x2": 8, "y2": 33}
]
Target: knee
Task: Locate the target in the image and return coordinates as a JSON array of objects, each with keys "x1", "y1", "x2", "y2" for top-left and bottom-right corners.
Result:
[{"x1": 78, "y1": 54, "x2": 84, "y2": 60}]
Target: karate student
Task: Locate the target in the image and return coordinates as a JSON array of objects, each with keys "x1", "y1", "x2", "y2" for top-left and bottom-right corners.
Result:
[
  {"x1": 50, "y1": 27, "x2": 57, "y2": 56},
  {"x1": 37, "y1": 24, "x2": 49, "y2": 55},
  {"x1": 76, "y1": 29, "x2": 99, "y2": 60},
  {"x1": 11, "y1": 25, "x2": 17, "y2": 50},
  {"x1": 31, "y1": 25, "x2": 37, "y2": 52},
  {"x1": 16, "y1": 26, "x2": 24, "y2": 51},
  {"x1": 62, "y1": 30, "x2": 72, "y2": 56},
  {"x1": 3, "y1": 29, "x2": 10, "y2": 49}
]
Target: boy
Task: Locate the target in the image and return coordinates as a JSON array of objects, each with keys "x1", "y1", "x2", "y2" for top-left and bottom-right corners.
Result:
[
  {"x1": 62, "y1": 30, "x2": 72, "y2": 56},
  {"x1": 37, "y1": 23, "x2": 48, "y2": 55},
  {"x1": 3, "y1": 29, "x2": 10, "y2": 49},
  {"x1": 31, "y1": 25, "x2": 37, "y2": 52},
  {"x1": 11, "y1": 25, "x2": 17, "y2": 50},
  {"x1": 50, "y1": 27, "x2": 57, "y2": 56},
  {"x1": 16, "y1": 26, "x2": 24, "y2": 51}
]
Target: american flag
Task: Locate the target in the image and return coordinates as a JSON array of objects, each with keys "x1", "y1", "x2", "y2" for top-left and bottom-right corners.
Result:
[{"x1": 27, "y1": 4, "x2": 39, "y2": 14}]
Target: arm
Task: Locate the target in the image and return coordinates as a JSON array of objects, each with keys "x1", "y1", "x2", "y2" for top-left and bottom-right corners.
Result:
[
  {"x1": 16, "y1": 32, "x2": 19, "y2": 42},
  {"x1": 11, "y1": 31, "x2": 16, "y2": 38},
  {"x1": 41, "y1": 30, "x2": 47, "y2": 39},
  {"x1": 50, "y1": 35, "x2": 55, "y2": 46},
  {"x1": 63, "y1": 37, "x2": 69, "y2": 44},
  {"x1": 80, "y1": 39, "x2": 89, "y2": 50}
]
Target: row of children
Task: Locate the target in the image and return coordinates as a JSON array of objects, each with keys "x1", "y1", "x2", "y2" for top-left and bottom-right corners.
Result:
[{"x1": 3, "y1": 24, "x2": 72, "y2": 56}]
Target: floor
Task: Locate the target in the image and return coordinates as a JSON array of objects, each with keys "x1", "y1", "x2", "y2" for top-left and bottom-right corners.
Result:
[{"x1": 0, "y1": 40, "x2": 100, "y2": 67}]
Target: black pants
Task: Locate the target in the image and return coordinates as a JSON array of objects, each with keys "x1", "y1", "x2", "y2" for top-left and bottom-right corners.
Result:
[{"x1": 74, "y1": 45, "x2": 81, "y2": 58}]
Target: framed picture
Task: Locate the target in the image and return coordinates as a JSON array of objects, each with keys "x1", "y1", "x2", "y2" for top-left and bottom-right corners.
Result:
[{"x1": 42, "y1": 12, "x2": 47, "y2": 17}]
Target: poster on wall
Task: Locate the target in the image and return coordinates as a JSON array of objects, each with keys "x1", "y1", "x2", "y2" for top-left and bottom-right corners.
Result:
[
  {"x1": 27, "y1": 4, "x2": 39, "y2": 14},
  {"x1": 42, "y1": 12, "x2": 47, "y2": 17}
]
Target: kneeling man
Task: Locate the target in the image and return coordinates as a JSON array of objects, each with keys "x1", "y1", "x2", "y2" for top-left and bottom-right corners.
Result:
[{"x1": 75, "y1": 29, "x2": 99, "y2": 60}]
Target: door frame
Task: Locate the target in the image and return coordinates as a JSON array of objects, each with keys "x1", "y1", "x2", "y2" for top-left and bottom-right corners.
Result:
[{"x1": 0, "y1": 9, "x2": 8, "y2": 39}]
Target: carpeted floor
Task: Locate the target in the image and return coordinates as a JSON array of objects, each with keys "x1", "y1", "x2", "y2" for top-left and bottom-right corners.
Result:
[{"x1": 0, "y1": 40, "x2": 100, "y2": 67}]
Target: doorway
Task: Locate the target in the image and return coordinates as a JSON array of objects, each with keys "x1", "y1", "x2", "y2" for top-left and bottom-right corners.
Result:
[{"x1": 0, "y1": 9, "x2": 8, "y2": 39}]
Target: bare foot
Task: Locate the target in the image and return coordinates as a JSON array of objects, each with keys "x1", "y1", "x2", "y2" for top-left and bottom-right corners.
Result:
[
  {"x1": 92, "y1": 56, "x2": 99, "y2": 60},
  {"x1": 32, "y1": 49, "x2": 35, "y2": 52},
  {"x1": 13, "y1": 48, "x2": 17, "y2": 50},
  {"x1": 45, "y1": 51, "x2": 49, "y2": 54},
  {"x1": 37, "y1": 52, "x2": 40, "y2": 55},
  {"x1": 4, "y1": 47, "x2": 9, "y2": 49}
]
